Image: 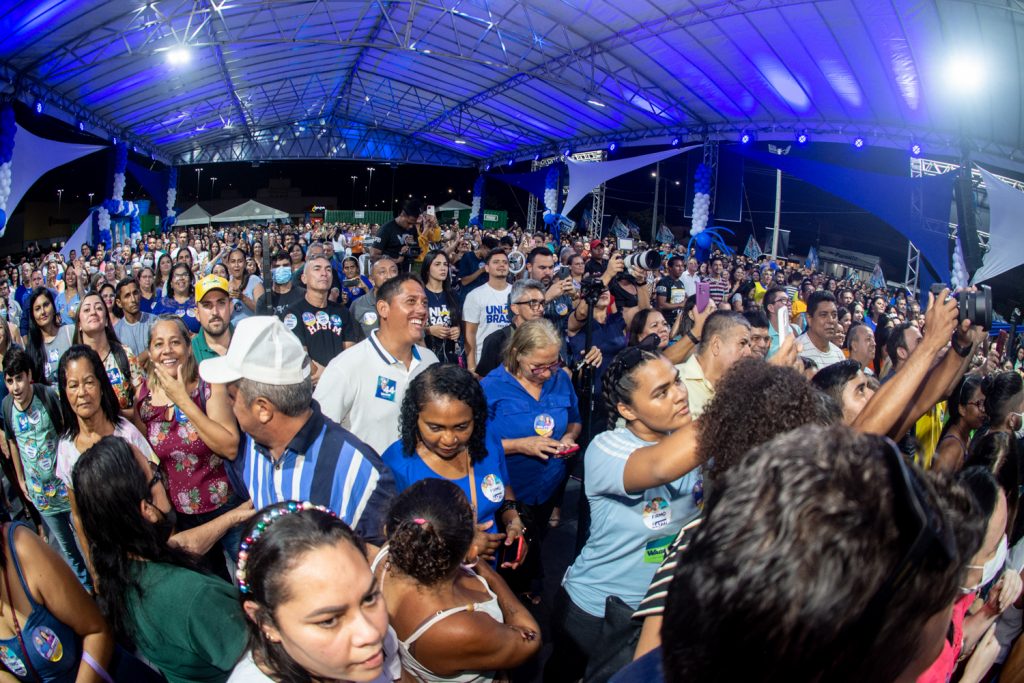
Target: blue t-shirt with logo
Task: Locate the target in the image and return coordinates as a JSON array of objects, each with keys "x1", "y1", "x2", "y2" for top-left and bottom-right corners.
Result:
[
  {"x1": 153, "y1": 296, "x2": 201, "y2": 334},
  {"x1": 480, "y1": 365, "x2": 580, "y2": 506},
  {"x1": 381, "y1": 431, "x2": 509, "y2": 525},
  {"x1": 11, "y1": 394, "x2": 70, "y2": 515}
]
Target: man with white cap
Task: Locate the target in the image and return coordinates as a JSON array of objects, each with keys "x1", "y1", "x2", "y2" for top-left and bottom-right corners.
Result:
[
  {"x1": 200, "y1": 315, "x2": 395, "y2": 544},
  {"x1": 314, "y1": 272, "x2": 438, "y2": 455}
]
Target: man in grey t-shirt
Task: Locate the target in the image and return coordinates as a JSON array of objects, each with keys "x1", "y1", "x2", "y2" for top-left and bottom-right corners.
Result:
[{"x1": 113, "y1": 278, "x2": 157, "y2": 362}]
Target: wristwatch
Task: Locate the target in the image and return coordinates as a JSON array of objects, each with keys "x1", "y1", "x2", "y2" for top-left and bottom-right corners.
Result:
[
  {"x1": 687, "y1": 330, "x2": 701, "y2": 345},
  {"x1": 950, "y1": 333, "x2": 972, "y2": 358}
]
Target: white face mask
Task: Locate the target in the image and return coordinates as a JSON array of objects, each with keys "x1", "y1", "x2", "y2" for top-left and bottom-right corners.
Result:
[{"x1": 962, "y1": 534, "x2": 1008, "y2": 594}]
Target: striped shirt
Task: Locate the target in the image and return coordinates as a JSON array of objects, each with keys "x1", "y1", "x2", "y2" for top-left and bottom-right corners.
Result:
[
  {"x1": 231, "y1": 401, "x2": 395, "y2": 544},
  {"x1": 632, "y1": 517, "x2": 703, "y2": 620}
]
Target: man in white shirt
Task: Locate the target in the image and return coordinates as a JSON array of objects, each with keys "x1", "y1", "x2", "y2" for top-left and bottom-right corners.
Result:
[
  {"x1": 796, "y1": 291, "x2": 846, "y2": 371},
  {"x1": 314, "y1": 273, "x2": 438, "y2": 454},
  {"x1": 463, "y1": 249, "x2": 511, "y2": 373},
  {"x1": 679, "y1": 256, "x2": 701, "y2": 297}
]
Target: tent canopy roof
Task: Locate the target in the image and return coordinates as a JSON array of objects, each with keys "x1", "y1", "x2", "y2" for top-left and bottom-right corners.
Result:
[
  {"x1": 210, "y1": 200, "x2": 288, "y2": 223},
  {"x1": 437, "y1": 199, "x2": 472, "y2": 212},
  {"x1": 1, "y1": 1, "x2": 1021, "y2": 169},
  {"x1": 174, "y1": 203, "x2": 211, "y2": 226}
]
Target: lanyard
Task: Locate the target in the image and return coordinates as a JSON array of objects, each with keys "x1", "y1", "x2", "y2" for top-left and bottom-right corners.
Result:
[{"x1": 467, "y1": 459, "x2": 477, "y2": 515}]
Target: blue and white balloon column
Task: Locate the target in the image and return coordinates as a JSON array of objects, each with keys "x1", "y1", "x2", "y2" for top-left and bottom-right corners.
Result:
[
  {"x1": 163, "y1": 167, "x2": 178, "y2": 232},
  {"x1": 100, "y1": 142, "x2": 141, "y2": 246},
  {"x1": 469, "y1": 175, "x2": 485, "y2": 227},
  {"x1": 0, "y1": 104, "x2": 15, "y2": 238},
  {"x1": 686, "y1": 163, "x2": 733, "y2": 259}
]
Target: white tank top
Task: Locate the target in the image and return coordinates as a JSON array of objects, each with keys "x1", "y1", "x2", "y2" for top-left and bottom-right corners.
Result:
[{"x1": 372, "y1": 546, "x2": 504, "y2": 683}]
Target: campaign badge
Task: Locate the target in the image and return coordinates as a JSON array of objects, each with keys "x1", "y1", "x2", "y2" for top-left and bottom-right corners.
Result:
[
  {"x1": 0, "y1": 645, "x2": 26, "y2": 676},
  {"x1": 533, "y1": 413, "x2": 554, "y2": 437},
  {"x1": 375, "y1": 376, "x2": 398, "y2": 401},
  {"x1": 642, "y1": 497, "x2": 671, "y2": 531},
  {"x1": 283, "y1": 313, "x2": 297, "y2": 330},
  {"x1": 32, "y1": 626, "x2": 63, "y2": 662},
  {"x1": 481, "y1": 474, "x2": 505, "y2": 503}
]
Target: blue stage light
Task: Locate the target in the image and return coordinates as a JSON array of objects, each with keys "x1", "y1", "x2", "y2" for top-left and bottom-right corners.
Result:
[
  {"x1": 853, "y1": 136, "x2": 865, "y2": 149},
  {"x1": 484, "y1": 163, "x2": 491, "y2": 171},
  {"x1": 33, "y1": 100, "x2": 43, "y2": 115},
  {"x1": 740, "y1": 131, "x2": 754, "y2": 145},
  {"x1": 608, "y1": 142, "x2": 617, "y2": 152},
  {"x1": 911, "y1": 142, "x2": 922, "y2": 156},
  {"x1": 796, "y1": 130, "x2": 808, "y2": 145},
  {"x1": 77, "y1": 120, "x2": 85, "y2": 132},
  {"x1": 508, "y1": 158, "x2": 514, "y2": 166},
  {"x1": 562, "y1": 147, "x2": 571, "y2": 157},
  {"x1": 670, "y1": 137, "x2": 680, "y2": 147},
  {"x1": 533, "y1": 153, "x2": 540, "y2": 161}
]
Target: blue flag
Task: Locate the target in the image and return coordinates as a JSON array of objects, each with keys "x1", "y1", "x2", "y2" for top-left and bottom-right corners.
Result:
[{"x1": 743, "y1": 235, "x2": 762, "y2": 260}]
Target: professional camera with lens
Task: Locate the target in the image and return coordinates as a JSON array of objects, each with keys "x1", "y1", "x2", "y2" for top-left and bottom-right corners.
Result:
[
  {"x1": 929, "y1": 283, "x2": 994, "y2": 329},
  {"x1": 622, "y1": 250, "x2": 663, "y2": 272},
  {"x1": 580, "y1": 276, "x2": 606, "y2": 305}
]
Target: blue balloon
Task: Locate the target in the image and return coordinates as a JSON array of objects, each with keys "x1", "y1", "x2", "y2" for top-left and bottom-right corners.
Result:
[
  {"x1": 695, "y1": 231, "x2": 712, "y2": 249},
  {"x1": 0, "y1": 208, "x2": 6, "y2": 229},
  {"x1": 543, "y1": 212, "x2": 557, "y2": 225}
]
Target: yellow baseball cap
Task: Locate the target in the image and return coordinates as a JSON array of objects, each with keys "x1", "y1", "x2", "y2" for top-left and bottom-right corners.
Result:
[{"x1": 195, "y1": 274, "x2": 230, "y2": 302}]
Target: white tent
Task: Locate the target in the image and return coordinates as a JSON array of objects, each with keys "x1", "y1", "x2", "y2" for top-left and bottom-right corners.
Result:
[
  {"x1": 437, "y1": 199, "x2": 471, "y2": 212},
  {"x1": 210, "y1": 200, "x2": 288, "y2": 223},
  {"x1": 175, "y1": 204, "x2": 212, "y2": 226}
]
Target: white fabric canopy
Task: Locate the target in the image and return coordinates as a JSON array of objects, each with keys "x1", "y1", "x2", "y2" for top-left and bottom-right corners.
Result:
[
  {"x1": 562, "y1": 146, "x2": 699, "y2": 216},
  {"x1": 175, "y1": 203, "x2": 212, "y2": 226},
  {"x1": 61, "y1": 213, "x2": 93, "y2": 259},
  {"x1": 973, "y1": 168, "x2": 1024, "y2": 284},
  {"x1": 437, "y1": 199, "x2": 471, "y2": 211},
  {"x1": 2, "y1": 127, "x2": 105, "y2": 238},
  {"x1": 210, "y1": 200, "x2": 288, "y2": 223}
]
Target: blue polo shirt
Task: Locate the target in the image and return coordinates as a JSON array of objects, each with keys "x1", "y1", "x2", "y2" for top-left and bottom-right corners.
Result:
[
  {"x1": 152, "y1": 296, "x2": 201, "y2": 334},
  {"x1": 382, "y1": 431, "x2": 510, "y2": 526},
  {"x1": 230, "y1": 401, "x2": 396, "y2": 545},
  {"x1": 480, "y1": 365, "x2": 580, "y2": 506}
]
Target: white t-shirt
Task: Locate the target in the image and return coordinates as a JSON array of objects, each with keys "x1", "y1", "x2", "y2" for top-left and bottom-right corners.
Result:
[
  {"x1": 313, "y1": 330, "x2": 438, "y2": 455},
  {"x1": 463, "y1": 283, "x2": 511, "y2": 362},
  {"x1": 228, "y1": 628, "x2": 401, "y2": 682},
  {"x1": 56, "y1": 420, "x2": 158, "y2": 488},
  {"x1": 795, "y1": 332, "x2": 846, "y2": 371},
  {"x1": 680, "y1": 271, "x2": 701, "y2": 297}
]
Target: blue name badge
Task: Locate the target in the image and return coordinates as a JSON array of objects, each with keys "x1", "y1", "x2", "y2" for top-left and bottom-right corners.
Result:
[{"x1": 375, "y1": 376, "x2": 398, "y2": 402}]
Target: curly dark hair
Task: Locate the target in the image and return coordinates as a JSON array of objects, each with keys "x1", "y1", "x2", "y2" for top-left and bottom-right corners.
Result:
[
  {"x1": 386, "y1": 479, "x2": 475, "y2": 586},
  {"x1": 399, "y1": 364, "x2": 488, "y2": 464},
  {"x1": 698, "y1": 358, "x2": 820, "y2": 481}
]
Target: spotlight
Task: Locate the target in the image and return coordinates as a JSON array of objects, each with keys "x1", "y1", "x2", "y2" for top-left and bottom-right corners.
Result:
[
  {"x1": 533, "y1": 153, "x2": 540, "y2": 161},
  {"x1": 945, "y1": 53, "x2": 986, "y2": 95},
  {"x1": 33, "y1": 100, "x2": 43, "y2": 115},
  {"x1": 740, "y1": 131, "x2": 754, "y2": 145},
  {"x1": 608, "y1": 141, "x2": 617, "y2": 153},
  {"x1": 484, "y1": 163, "x2": 491, "y2": 171},
  {"x1": 562, "y1": 147, "x2": 571, "y2": 157},
  {"x1": 454, "y1": 139, "x2": 466, "y2": 145},
  {"x1": 77, "y1": 120, "x2": 85, "y2": 132},
  {"x1": 508, "y1": 158, "x2": 514, "y2": 166},
  {"x1": 112, "y1": 136, "x2": 118, "y2": 144},
  {"x1": 167, "y1": 47, "x2": 191, "y2": 65},
  {"x1": 853, "y1": 136, "x2": 865, "y2": 149},
  {"x1": 911, "y1": 142, "x2": 922, "y2": 157},
  {"x1": 670, "y1": 137, "x2": 680, "y2": 147},
  {"x1": 587, "y1": 99, "x2": 606, "y2": 108},
  {"x1": 795, "y1": 130, "x2": 809, "y2": 145}
]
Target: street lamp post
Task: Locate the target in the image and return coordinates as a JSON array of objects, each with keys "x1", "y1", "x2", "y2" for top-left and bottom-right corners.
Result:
[
  {"x1": 367, "y1": 167, "x2": 376, "y2": 209},
  {"x1": 210, "y1": 177, "x2": 218, "y2": 198},
  {"x1": 350, "y1": 176, "x2": 358, "y2": 209},
  {"x1": 195, "y1": 167, "x2": 204, "y2": 201},
  {"x1": 57, "y1": 189, "x2": 64, "y2": 218},
  {"x1": 768, "y1": 145, "x2": 791, "y2": 258}
]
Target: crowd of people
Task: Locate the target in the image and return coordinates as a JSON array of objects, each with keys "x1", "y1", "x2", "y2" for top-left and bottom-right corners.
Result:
[{"x1": 0, "y1": 196, "x2": 1019, "y2": 682}]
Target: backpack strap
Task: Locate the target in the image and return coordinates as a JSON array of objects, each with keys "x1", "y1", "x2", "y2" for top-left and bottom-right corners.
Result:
[
  {"x1": 1, "y1": 394, "x2": 14, "y2": 443},
  {"x1": 34, "y1": 384, "x2": 65, "y2": 437}
]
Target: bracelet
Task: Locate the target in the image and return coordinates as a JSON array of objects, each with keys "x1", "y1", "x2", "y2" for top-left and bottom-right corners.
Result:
[
  {"x1": 687, "y1": 330, "x2": 701, "y2": 345},
  {"x1": 950, "y1": 333, "x2": 972, "y2": 358},
  {"x1": 497, "y1": 499, "x2": 524, "y2": 519}
]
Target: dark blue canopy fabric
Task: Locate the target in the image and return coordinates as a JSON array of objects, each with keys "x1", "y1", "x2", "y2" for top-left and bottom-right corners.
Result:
[
  {"x1": 735, "y1": 147, "x2": 957, "y2": 283},
  {"x1": 126, "y1": 159, "x2": 168, "y2": 217},
  {"x1": 485, "y1": 166, "x2": 560, "y2": 202}
]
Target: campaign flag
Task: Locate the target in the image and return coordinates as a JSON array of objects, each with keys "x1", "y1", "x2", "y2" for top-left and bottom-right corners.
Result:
[
  {"x1": 656, "y1": 224, "x2": 675, "y2": 243},
  {"x1": 626, "y1": 219, "x2": 641, "y2": 239},
  {"x1": 805, "y1": 246, "x2": 820, "y2": 270},
  {"x1": 743, "y1": 234, "x2": 762, "y2": 260},
  {"x1": 869, "y1": 262, "x2": 886, "y2": 289},
  {"x1": 611, "y1": 217, "x2": 628, "y2": 238}
]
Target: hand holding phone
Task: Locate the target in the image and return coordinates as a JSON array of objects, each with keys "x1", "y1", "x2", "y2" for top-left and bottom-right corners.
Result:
[
  {"x1": 777, "y1": 306, "x2": 790, "y2": 344},
  {"x1": 696, "y1": 281, "x2": 711, "y2": 313},
  {"x1": 497, "y1": 535, "x2": 525, "y2": 567},
  {"x1": 555, "y1": 444, "x2": 581, "y2": 459}
]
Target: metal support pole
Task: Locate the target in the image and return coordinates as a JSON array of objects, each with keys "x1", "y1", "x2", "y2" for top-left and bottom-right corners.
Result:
[
  {"x1": 771, "y1": 168, "x2": 782, "y2": 258},
  {"x1": 650, "y1": 161, "x2": 660, "y2": 242}
]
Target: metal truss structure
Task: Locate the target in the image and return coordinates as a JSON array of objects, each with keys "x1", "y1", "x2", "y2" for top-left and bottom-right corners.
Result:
[
  {"x1": 525, "y1": 151, "x2": 605, "y2": 236},
  {"x1": 3, "y1": 1, "x2": 1024, "y2": 170}
]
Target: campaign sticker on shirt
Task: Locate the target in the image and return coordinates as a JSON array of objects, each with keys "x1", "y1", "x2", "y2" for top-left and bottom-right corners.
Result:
[
  {"x1": 37, "y1": 456, "x2": 52, "y2": 472},
  {"x1": 32, "y1": 626, "x2": 63, "y2": 662},
  {"x1": 301, "y1": 312, "x2": 316, "y2": 326},
  {"x1": 555, "y1": 302, "x2": 569, "y2": 317},
  {"x1": 174, "y1": 406, "x2": 189, "y2": 424},
  {"x1": 480, "y1": 474, "x2": 505, "y2": 503},
  {"x1": 48, "y1": 348, "x2": 60, "y2": 363},
  {"x1": 642, "y1": 497, "x2": 671, "y2": 531},
  {"x1": 26, "y1": 409, "x2": 40, "y2": 426},
  {"x1": 643, "y1": 535, "x2": 673, "y2": 564},
  {"x1": 186, "y1": 307, "x2": 198, "y2": 318},
  {"x1": 316, "y1": 311, "x2": 330, "y2": 327},
  {"x1": 107, "y1": 366, "x2": 123, "y2": 387},
  {"x1": 670, "y1": 288, "x2": 686, "y2": 304},
  {"x1": 0, "y1": 645, "x2": 27, "y2": 676},
  {"x1": 375, "y1": 376, "x2": 397, "y2": 402},
  {"x1": 361, "y1": 311, "x2": 378, "y2": 326},
  {"x1": 330, "y1": 314, "x2": 343, "y2": 328},
  {"x1": 533, "y1": 413, "x2": 554, "y2": 437},
  {"x1": 283, "y1": 313, "x2": 298, "y2": 330},
  {"x1": 21, "y1": 443, "x2": 36, "y2": 460},
  {"x1": 15, "y1": 414, "x2": 28, "y2": 433}
]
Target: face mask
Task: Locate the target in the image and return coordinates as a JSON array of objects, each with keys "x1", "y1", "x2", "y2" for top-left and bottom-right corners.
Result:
[
  {"x1": 962, "y1": 534, "x2": 1007, "y2": 594},
  {"x1": 153, "y1": 505, "x2": 178, "y2": 544},
  {"x1": 142, "y1": 258, "x2": 153, "y2": 268},
  {"x1": 272, "y1": 266, "x2": 292, "y2": 285}
]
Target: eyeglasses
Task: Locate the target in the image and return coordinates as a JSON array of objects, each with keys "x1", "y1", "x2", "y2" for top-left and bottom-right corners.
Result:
[
  {"x1": 528, "y1": 359, "x2": 563, "y2": 376},
  {"x1": 773, "y1": 298, "x2": 790, "y2": 306},
  {"x1": 862, "y1": 439, "x2": 956, "y2": 621},
  {"x1": 966, "y1": 399, "x2": 986, "y2": 410},
  {"x1": 514, "y1": 299, "x2": 545, "y2": 310},
  {"x1": 147, "y1": 467, "x2": 165, "y2": 491}
]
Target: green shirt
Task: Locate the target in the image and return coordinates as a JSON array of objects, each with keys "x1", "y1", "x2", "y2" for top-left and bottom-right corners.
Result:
[
  {"x1": 191, "y1": 325, "x2": 234, "y2": 363},
  {"x1": 127, "y1": 561, "x2": 247, "y2": 683}
]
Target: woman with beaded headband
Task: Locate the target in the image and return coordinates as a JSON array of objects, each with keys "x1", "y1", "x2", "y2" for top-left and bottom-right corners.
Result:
[{"x1": 230, "y1": 501, "x2": 400, "y2": 683}]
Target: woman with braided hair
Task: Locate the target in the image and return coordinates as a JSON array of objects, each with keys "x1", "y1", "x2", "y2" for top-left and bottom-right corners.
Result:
[
  {"x1": 545, "y1": 346, "x2": 703, "y2": 683},
  {"x1": 372, "y1": 479, "x2": 541, "y2": 682}
]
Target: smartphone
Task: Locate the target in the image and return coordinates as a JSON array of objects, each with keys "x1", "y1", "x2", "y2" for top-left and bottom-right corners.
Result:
[
  {"x1": 343, "y1": 277, "x2": 362, "y2": 288},
  {"x1": 996, "y1": 330, "x2": 1009, "y2": 358},
  {"x1": 497, "y1": 535, "x2": 525, "y2": 566},
  {"x1": 778, "y1": 306, "x2": 790, "y2": 344},
  {"x1": 696, "y1": 281, "x2": 711, "y2": 313},
  {"x1": 555, "y1": 444, "x2": 581, "y2": 458},
  {"x1": 426, "y1": 205, "x2": 436, "y2": 216}
]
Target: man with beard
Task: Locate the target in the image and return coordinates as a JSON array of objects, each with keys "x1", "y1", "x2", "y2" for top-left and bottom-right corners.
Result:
[
  {"x1": 795, "y1": 291, "x2": 846, "y2": 371},
  {"x1": 192, "y1": 274, "x2": 234, "y2": 362},
  {"x1": 525, "y1": 247, "x2": 574, "y2": 335}
]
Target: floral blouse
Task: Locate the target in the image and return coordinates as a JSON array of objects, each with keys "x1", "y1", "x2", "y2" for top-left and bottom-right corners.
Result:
[
  {"x1": 102, "y1": 345, "x2": 143, "y2": 410},
  {"x1": 138, "y1": 378, "x2": 232, "y2": 515}
]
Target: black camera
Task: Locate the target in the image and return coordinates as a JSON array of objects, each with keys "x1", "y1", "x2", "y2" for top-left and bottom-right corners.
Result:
[
  {"x1": 580, "y1": 276, "x2": 606, "y2": 305},
  {"x1": 929, "y1": 284, "x2": 993, "y2": 330}
]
